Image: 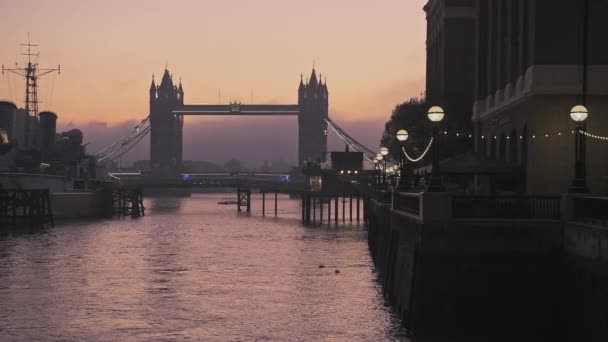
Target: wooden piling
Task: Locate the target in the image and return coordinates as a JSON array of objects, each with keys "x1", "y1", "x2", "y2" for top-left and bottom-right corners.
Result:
[
  {"x1": 334, "y1": 197, "x2": 339, "y2": 224},
  {"x1": 320, "y1": 196, "x2": 324, "y2": 223},
  {"x1": 342, "y1": 197, "x2": 346, "y2": 223},
  {"x1": 349, "y1": 196, "x2": 353, "y2": 222}
]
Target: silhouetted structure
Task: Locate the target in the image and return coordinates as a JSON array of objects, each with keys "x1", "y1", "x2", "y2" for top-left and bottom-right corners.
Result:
[
  {"x1": 149, "y1": 67, "x2": 328, "y2": 177},
  {"x1": 424, "y1": 0, "x2": 476, "y2": 156}
]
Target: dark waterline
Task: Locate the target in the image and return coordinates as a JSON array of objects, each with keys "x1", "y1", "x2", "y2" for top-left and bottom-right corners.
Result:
[{"x1": 0, "y1": 195, "x2": 408, "y2": 341}]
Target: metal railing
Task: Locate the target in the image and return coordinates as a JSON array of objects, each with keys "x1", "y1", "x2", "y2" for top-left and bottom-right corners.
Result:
[
  {"x1": 393, "y1": 192, "x2": 421, "y2": 216},
  {"x1": 453, "y1": 196, "x2": 561, "y2": 220},
  {"x1": 372, "y1": 189, "x2": 392, "y2": 205},
  {"x1": 573, "y1": 196, "x2": 608, "y2": 225}
]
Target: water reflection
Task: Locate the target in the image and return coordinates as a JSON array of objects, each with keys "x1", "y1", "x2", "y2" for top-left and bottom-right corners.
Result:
[{"x1": 0, "y1": 195, "x2": 408, "y2": 341}]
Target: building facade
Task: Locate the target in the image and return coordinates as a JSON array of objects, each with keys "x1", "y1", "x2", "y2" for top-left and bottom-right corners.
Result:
[
  {"x1": 472, "y1": 0, "x2": 608, "y2": 194},
  {"x1": 424, "y1": 0, "x2": 477, "y2": 156}
]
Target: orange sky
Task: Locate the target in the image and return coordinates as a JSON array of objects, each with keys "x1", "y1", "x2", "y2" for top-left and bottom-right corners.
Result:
[{"x1": 0, "y1": 0, "x2": 427, "y2": 126}]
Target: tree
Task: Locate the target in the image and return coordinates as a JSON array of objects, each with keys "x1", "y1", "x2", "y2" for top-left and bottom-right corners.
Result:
[{"x1": 380, "y1": 96, "x2": 433, "y2": 166}]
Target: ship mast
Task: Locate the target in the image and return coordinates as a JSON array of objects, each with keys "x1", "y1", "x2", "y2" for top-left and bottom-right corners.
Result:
[{"x1": 2, "y1": 33, "x2": 61, "y2": 118}]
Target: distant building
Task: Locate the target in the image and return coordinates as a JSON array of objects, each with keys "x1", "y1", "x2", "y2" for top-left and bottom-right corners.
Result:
[
  {"x1": 424, "y1": 0, "x2": 477, "y2": 156},
  {"x1": 0, "y1": 101, "x2": 30, "y2": 150},
  {"x1": 471, "y1": 0, "x2": 608, "y2": 194}
]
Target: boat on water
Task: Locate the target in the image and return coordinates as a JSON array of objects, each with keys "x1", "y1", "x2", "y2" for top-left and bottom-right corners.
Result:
[{"x1": 218, "y1": 198, "x2": 239, "y2": 205}]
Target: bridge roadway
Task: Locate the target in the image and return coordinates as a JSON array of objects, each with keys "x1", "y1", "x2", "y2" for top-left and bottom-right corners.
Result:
[
  {"x1": 172, "y1": 104, "x2": 299, "y2": 116},
  {"x1": 122, "y1": 177, "x2": 306, "y2": 194}
]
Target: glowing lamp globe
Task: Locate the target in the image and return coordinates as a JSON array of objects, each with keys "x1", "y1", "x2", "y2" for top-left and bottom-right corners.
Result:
[
  {"x1": 373, "y1": 158, "x2": 379, "y2": 164},
  {"x1": 380, "y1": 147, "x2": 389, "y2": 156},
  {"x1": 376, "y1": 153, "x2": 383, "y2": 161},
  {"x1": 427, "y1": 106, "x2": 445, "y2": 122},
  {"x1": 570, "y1": 105, "x2": 589, "y2": 122},
  {"x1": 396, "y1": 129, "x2": 409, "y2": 142}
]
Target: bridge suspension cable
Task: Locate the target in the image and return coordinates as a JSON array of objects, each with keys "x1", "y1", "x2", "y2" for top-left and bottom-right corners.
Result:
[
  {"x1": 94, "y1": 116, "x2": 151, "y2": 163},
  {"x1": 325, "y1": 117, "x2": 377, "y2": 161}
]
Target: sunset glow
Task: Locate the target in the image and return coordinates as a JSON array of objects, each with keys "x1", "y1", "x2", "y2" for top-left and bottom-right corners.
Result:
[{"x1": 0, "y1": 0, "x2": 426, "y2": 125}]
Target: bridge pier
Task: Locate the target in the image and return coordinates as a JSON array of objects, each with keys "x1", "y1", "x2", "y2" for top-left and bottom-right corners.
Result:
[{"x1": 237, "y1": 189, "x2": 251, "y2": 213}]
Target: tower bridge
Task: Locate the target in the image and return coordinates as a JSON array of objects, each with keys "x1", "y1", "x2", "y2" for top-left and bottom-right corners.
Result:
[
  {"x1": 148, "y1": 67, "x2": 328, "y2": 177},
  {"x1": 93, "y1": 67, "x2": 378, "y2": 174}
]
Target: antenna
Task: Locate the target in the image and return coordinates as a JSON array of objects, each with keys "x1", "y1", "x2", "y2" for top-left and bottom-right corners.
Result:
[{"x1": 2, "y1": 34, "x2": 61, "y2": 117}]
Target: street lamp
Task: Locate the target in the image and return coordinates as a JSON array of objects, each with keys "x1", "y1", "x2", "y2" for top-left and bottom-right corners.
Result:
[
  {"x1": 569, "y1": 105, "x2": 589, "y2": 193},
  {"x1": 396, "y1": 129, "x2": 409, "y2": 191},
  {"x1": 380, "y1": 146, "x2": 388, "y2": 184},
  {"x1": 376, "y1": 153, "x2": 384, "y2": 185},
  {"x1": 373, "y1": 158, "x2": 380, "y2": 185},
  {"x1": 427, "y1": 106, "x2": 446, "y2": 192}
]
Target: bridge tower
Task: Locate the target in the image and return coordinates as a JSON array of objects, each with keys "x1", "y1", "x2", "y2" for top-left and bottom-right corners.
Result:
[
  {"x1": 149, "y1": 68, "x2": 184, "y2": 177},
  {"x1": 298, "y1": 68, "x2": 328, "y2": 166}
]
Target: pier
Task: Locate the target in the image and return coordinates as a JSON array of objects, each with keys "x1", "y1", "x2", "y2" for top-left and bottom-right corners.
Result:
[{"x1": 0, "y1": 189, "x2": 54, "y2": 229}]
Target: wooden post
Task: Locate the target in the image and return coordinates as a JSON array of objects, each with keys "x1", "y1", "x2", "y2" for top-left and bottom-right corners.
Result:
[
  {"x1": 312, "y1": 197, "x2": 316, "y2": 222},
  {"x1": 334, "y1": 196, "x2": 339, "y2": 224},
  {"x1": 320, "y1": 196, "x2": 324, "y2": 222},
  {"x1": 262, "y1": 191, "x2": 266, "y2": 216},
  {"x1": 356, "y1": 196, "x2": 360, "y2": 222},
  {"x1": 306, "y1": 195, "x2": 311, "y2": 224},
  {"x1": 328, "y1": 196, "x2": 331, "y2": 222},
  {"x1": 349, "y1": 196, "x2": 353, "y2": 222},
  {"x1": 237, "y1": 189, "x2": 241, "y2": 212},
  {"x1": 247, "y1": 191, "x2": 251, "y2": 213},
  {"x1": 274, "y1": 192, "x2": 278, "y2": 216},
  {"x1": 342, "y1": 197, "x2": 346, "y2": 223}
]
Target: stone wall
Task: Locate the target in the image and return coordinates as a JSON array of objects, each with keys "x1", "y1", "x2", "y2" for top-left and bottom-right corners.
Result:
[
  {"x1": 563, "y1": 222, "x2": 608, "y2": 342},
  {"x1": 51, "y1": 192, "x2": 104, "y2": 219},
  {"x1": 368, "y1": 198, "x2": 563, "y2": 339}
]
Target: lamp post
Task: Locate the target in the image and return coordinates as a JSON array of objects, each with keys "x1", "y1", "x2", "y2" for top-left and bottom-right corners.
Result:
[
  {"x1": 396, "y1": 129, "x2": 409, "y2": 191},
  {"x1": 380, "y1": 147, "x2": 389, "y2": 185},
  {"x1": 373, "y1": 158, "x2": 380, "y2": 185},
  {"x1": 568, "y1": 105, "x2": 589, "y2": 193},
  {"x1": 376, "y1": 153, "x2": 384, "y2": 185},
  {"x1": 427, "y1": 106, "x2": 446, "y2": 192}
]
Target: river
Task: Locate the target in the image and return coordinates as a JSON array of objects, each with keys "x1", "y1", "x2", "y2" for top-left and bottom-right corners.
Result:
[{"x1": 0, "y1": 194, "x2": 408, "y2": 341}]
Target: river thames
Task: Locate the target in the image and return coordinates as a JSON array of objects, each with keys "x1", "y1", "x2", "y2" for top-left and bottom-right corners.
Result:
[{"x1": 0, "y1": 195, "x2": 408, "y2": 341}]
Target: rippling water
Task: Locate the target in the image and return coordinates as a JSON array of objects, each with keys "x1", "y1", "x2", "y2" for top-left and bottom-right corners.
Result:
[{"x1": 0, "y1": 195, "x2": 408, "y2": 341}]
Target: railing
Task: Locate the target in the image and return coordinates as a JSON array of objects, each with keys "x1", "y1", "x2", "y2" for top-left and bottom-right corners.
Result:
[
  {"x1": 372, "y1": 190, "x2": 392, "y2": 205},
  {"x1": 573, "y1": 196, "x2": 608, "y2": 225},
  {"x1": 453, "y1": 196, "x2": 561, "y2": 220},
  {"x1": 393, "y1": 192, "x2": 420, "y2": 216}
]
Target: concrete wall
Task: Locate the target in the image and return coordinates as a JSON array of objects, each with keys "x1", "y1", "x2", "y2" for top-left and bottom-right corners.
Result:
[
  {"x1": 368, "y1": 198, "x2": 563, "y2": 339},
  {"x1": 563, "y1": 222, "x2": 608, "y2": 342},
  {"x1": 0, "y1": 173, "x2": 67, "y2": 193},
  {"x1": 51, "y1": 192, "x2": 104, "y2": 219}
]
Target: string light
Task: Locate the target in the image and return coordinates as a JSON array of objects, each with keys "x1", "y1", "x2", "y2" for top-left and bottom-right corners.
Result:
[
  {"x1": 580, "y1": 130, "x2": 608, "y2": 141},
  {"x1": 403, "y1": 138, "x2": 434, "y2": 162}
]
